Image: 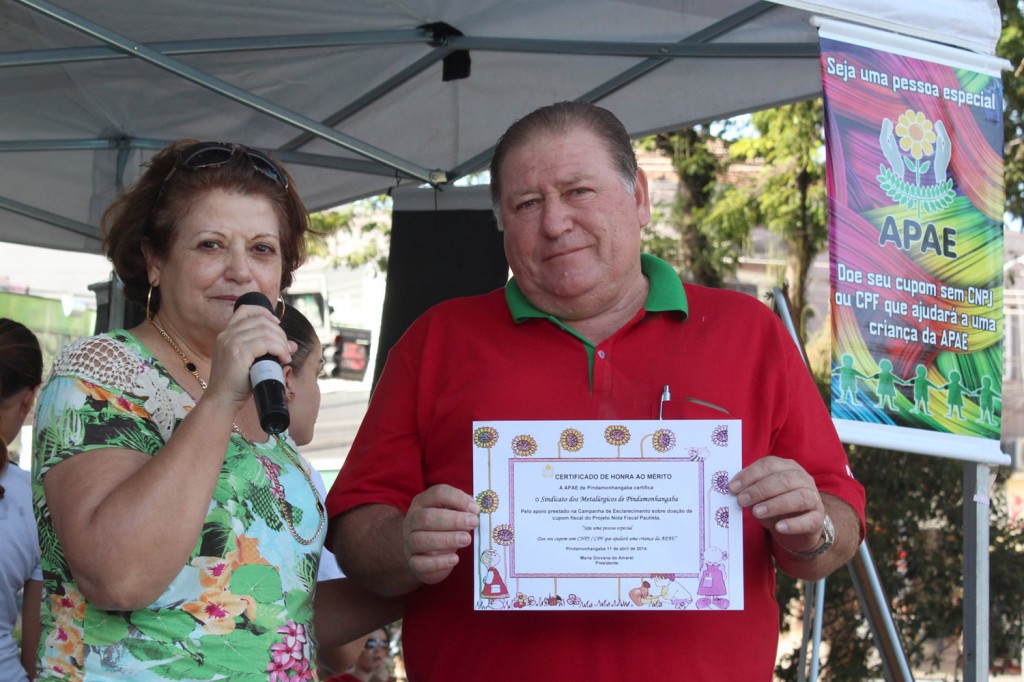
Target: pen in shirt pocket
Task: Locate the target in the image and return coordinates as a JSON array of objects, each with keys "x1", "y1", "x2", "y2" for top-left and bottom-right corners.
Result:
[{"x1": 658, "y1": 386, "x2": 731, "y2": 420}]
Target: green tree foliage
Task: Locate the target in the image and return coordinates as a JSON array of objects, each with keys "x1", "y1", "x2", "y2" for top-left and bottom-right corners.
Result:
[
  {"x1": 638, "y1": 127, "x2": 746, "y2": 286},
  {"x1": 999, "y1": 0, "x2": 1024, "y2": 221},
  {"x1": 776, "y1": 446, "x2": 1024, "y2": 681},
  {"x1": 306, "y1": 208, "x2": 347, "y2": 259},
  {"x1": 307, "y1": 195, "x2": 392, "y2": 273},
  {"x1": 717, "y1": 100, "x2": 828, "y2": 340}
]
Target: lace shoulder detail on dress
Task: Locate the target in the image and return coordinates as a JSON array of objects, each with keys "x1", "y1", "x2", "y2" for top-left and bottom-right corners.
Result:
[{"x1": 51, "y1": 335, "x2": 143, "y2": 392}]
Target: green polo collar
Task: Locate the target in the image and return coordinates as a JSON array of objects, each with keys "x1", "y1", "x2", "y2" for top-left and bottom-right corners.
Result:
[{"x1": 505, "y1": 253, "x2": 688, "y2": 322}]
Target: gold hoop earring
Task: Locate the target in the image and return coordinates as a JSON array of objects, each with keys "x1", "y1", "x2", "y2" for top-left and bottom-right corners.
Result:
[
  {"x1": 276, "y1": 299, "x2": 286, "y2": 320},
  {"x1": 146, "y1": 285, "x2": 155, "y2": 321}
]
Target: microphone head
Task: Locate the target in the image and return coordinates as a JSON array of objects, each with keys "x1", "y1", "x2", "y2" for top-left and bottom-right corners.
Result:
[{"x1": 234, "y1": 291, "x2": 273, "y2": 312}]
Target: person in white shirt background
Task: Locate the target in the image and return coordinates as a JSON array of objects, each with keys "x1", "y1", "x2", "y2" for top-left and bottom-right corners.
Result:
[{"x1": 0, "y1": 318, "x2": 43, "y2": 682}]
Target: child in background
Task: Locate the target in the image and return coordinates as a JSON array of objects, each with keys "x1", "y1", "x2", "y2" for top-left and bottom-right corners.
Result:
[
  {"x1": 0, "y1": 319, "x2": 44, "y2": 682},
  {"x1": 279, "y1": 305, "x2": 379, "y2": 677},
  {"x1": 327, "y1": 626, "x2": 394, "y2": 682}
]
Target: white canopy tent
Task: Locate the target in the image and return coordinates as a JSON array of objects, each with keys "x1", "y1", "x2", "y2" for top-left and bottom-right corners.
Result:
[
  {"x1": 1, "y1": 2, "x2": 1011, "y2": 680},
  {"x1": 0, "y1": 0, "x2": 1003, "y2": 254}
]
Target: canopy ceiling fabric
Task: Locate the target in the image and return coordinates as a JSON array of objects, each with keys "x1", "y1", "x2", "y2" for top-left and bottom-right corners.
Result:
[{"x1": 0, "y1": 0, "x2": 1003, "y2": 253}]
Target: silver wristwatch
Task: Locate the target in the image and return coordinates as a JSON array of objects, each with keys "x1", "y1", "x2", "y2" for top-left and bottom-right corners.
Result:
[{"x1": 783, "y1": 513, "x2": 835, "y2": 558}]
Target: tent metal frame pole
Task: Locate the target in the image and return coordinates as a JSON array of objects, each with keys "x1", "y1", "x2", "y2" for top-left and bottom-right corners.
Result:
[
  {"x1": 13, "y1": 0, "x2": 444, "y2": 186},
  {"x1": 446, "y1": 0, "x2": 792, "y2": 180},
  {"x1": 810, "y1": 577, "x2": 826, "y2": 680},
  {"x1": 797, "y1": 581, "x2": 815, "y2": 682},
  {"x1": 796, "y1": 578, "x2": 828, "y2": 681},
  {"x1": 771, "y1": 286, "x2": 914, "y2": 681},
  {"x1": 847, "y1": 541, "x2": 914, "y2": 681},
  {"x1": 0, "y1": 29, "x2": 432, "y2": 68},
  {"x1": 0, "y1": 194, "x2": 99, "y2": 240},
  {"x1": 963, "y1": 463, "x2": 991, "y2": 682}
]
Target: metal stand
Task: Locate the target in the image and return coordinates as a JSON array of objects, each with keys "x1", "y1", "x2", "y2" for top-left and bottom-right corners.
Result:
[
  {"x1": 796, "y1": 578, "x2": 826, "y2": 682},
  {"x1": 772, "y1": 287, "x2": 914, "y2": 682},
  {"x1": 963, "y1": 463, "x2": 992, "y2": 682},
  {"x1": 794, "y1": 544, "x2": 915, "y2": 682},
  {"x1": 847, "y1": 542, "x2": 915, "y2": 682}
]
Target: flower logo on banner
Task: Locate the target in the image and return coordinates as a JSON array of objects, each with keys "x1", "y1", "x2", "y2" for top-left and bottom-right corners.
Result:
[{"x1": 877, "y1": 109, "x2": 955, "y2": 218}]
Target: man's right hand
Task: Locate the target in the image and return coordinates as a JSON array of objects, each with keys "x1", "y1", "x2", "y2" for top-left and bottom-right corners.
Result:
[{"x1": 403, "y1": 484, "x2": 480, "y2": 585}]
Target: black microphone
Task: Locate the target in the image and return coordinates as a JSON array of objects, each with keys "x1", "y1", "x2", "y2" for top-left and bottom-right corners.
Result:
[{"x1": 234, "y1": 292, "x2": 290, "y2": 434}]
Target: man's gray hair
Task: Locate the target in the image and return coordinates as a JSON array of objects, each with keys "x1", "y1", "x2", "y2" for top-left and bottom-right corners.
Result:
[{"x1": 489, "y1": 101, "x2": 638, "y2": 225}]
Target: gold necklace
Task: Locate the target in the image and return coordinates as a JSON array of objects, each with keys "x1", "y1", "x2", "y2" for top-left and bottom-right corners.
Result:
[{"x1": 149, "y1": 318, "x2": 326, "y2": 546}]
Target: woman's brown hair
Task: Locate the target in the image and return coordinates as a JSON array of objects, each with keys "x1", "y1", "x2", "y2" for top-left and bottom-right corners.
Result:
[
  {"x1": 0, "y1": 318, "x2": 42, "y2": 472},
  {"x1": 102, "y1": 139, "x2": 311, "y2": 314}
]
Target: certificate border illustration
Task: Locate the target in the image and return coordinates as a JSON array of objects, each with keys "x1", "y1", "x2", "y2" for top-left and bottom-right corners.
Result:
[{"x1": 472, "y1": 419, "x2": 743, "y2": 611}]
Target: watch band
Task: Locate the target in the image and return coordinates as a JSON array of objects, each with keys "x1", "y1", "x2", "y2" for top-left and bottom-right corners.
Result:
[{"x1": 782, "y1": 513, "x2": 835, "y2": 559}]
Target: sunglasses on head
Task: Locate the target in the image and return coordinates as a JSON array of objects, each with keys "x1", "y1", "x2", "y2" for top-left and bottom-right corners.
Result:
[
  {"x1": 164, "y1": 141, "x2": 289, "y2": 189},
  {"x1": 364, "y1": 638, "x2": 387, "y2": 650}
]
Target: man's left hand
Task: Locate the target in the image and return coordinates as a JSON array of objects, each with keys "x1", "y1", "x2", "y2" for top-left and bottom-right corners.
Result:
[
  {"x1": 728, "y1": 455, "x2": 862, "y2": 580},
  {"x1": 728, "y1": 455, "x2": 825, "y2": 553}
]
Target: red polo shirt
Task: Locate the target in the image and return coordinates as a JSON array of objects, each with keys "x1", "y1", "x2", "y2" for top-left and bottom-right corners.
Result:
[{"x1": 327, "y1": 254, "x2": 865, "y2": 681}]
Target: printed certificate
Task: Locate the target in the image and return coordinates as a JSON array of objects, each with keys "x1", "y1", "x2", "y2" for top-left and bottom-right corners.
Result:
[{"x1": 472, "y1": 420, "x2": 743, "y2": 611}]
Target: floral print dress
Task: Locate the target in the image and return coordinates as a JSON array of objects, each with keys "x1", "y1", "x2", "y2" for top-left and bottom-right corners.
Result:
[{"x1": 31, "y1": 331, "x2": 326, "y2": 681}]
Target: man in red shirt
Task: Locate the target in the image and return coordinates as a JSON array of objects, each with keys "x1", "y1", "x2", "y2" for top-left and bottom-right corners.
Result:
[{"x1": 326, "y1": 101, "x2": 865, "y2": 681}]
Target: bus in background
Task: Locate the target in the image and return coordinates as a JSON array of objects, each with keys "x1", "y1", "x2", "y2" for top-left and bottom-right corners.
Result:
[
  {"x1": 330, "y1": 326, "x2": 372, "y2": 381},
  {"x1": 283, "y1": 272, "x2": 374, "y2": 382}
]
